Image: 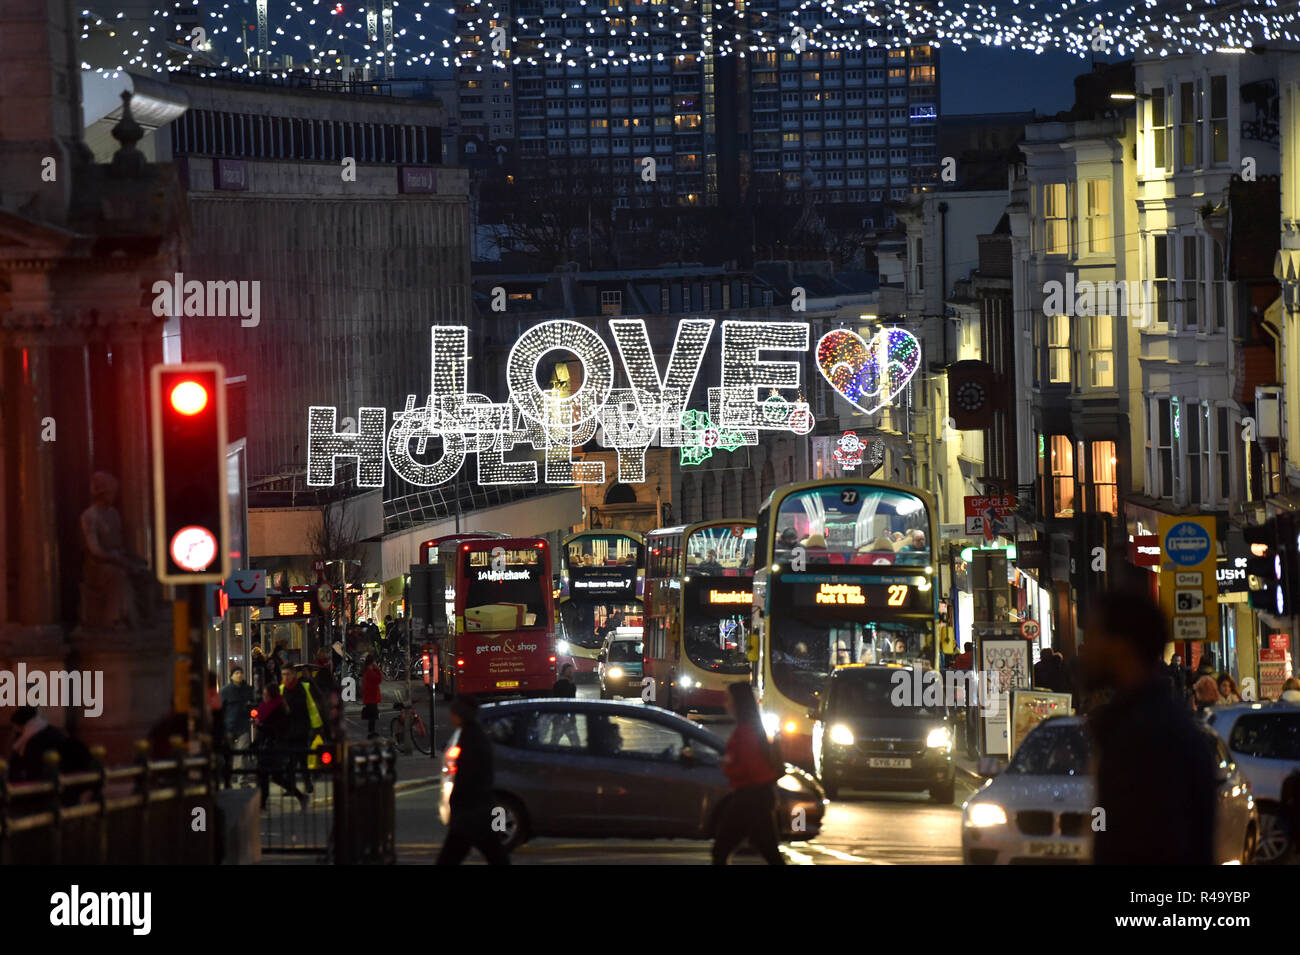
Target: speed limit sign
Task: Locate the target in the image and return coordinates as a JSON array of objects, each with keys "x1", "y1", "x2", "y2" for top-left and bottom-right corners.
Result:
[{"x1": 1020, "y1": 619, "x2": 1041, "y2": 640}]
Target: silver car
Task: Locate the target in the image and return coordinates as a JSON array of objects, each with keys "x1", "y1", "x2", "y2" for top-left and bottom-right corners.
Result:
[
  {"x1": 962, "y1": 716, "x2": 1258, "y2": 864},
  {"x1": 438, "y1": 698, "x2": 825, "y2": 850},
  {"x1": 1205, "y1": 702, "x2": 1300, "y2": 864}
]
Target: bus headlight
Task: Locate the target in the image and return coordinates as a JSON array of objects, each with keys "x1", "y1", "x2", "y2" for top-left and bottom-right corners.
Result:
[
  {"x1": 679, "y1": 675, "x2": 695, "y2": 689},
  {"x1": 762, "y1": 711, "x2": 780, "y2": 735},
  {"x1": 782, "y1": 719, "x2": 799, "y2": 736},
  {"x1": 608, "y1": 666, "x2": 625, "y2": 680},
  {"x1": 926, "y1": 727, "x2": 952, "y2": 750},
  {"x1": 965, "y1": 802, "x2": 1008, "y2": 828},
  {"x1": 557, "y1": 640, "x2": 570, "y2": 655},
  {"x1": 829, "y1": 723, "x2": 855, "y2": 746}
]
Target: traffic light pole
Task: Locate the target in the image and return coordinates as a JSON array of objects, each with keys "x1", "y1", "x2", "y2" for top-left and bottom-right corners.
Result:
[{"x1": 172, "y1": 584, "x2": 212, "y2": 747}]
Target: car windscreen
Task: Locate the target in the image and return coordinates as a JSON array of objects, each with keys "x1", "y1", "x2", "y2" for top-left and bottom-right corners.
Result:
[
  {"x1": 607, "y1": 640, "x2": 643, "y2": 662},
  {"x1": 1005, "y1": 723, "x2": 1090, "y2": 776},
  {"x1": 1228, "y1": 712, "x2": 1300, "y2": 760},
  {"x1": 830, "y1": 669, "x2": 940, "y2": 718}
]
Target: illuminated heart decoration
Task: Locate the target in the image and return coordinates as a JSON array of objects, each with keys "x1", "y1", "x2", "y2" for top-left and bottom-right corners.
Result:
[{"x1": 815, "y1": 328, "x2": 922, "y2": 415}]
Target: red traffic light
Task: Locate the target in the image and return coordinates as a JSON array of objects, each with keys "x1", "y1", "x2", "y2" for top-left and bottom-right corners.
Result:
[{"x1": 169, "y1": 379, "x2": 209, "y2": 416}]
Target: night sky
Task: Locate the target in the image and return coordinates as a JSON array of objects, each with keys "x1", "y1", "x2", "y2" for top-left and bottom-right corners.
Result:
[{"x1": 941, "y1": 46, "x2": 1100, "y2": 117}]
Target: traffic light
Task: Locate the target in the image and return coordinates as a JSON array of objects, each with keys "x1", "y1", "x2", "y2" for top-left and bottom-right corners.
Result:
[
  {"x1": 1245, "y1": 515, "x2": 1300, "y2": 617},
  {"x1": 150, "y1": 363, "x2": 230, "y2": 584}
]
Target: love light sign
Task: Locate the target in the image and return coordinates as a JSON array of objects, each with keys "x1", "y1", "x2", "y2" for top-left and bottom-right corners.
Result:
[{"x1": 306, "y1": 319, "x2": 879, "y2": 489}]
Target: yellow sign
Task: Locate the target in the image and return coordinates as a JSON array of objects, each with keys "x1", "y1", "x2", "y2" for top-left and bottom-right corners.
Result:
[
  {"x1": 816, "y1": 583, "x2": 865, "y2": 606},
  {"x1": 708, "y1": 589, "x2": 751, "y2": 605},
  {"x1": 495, "y1": 680, "x2": 520, "y2": 688},
  {"x1": 1157, "y1": 515, "x2": 1217, "y2": 642}
]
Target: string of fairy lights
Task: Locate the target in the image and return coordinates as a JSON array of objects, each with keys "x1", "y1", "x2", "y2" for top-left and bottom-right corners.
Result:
[{"x1": 80, "y1": 1, "x2": 1300, "y2": 81}]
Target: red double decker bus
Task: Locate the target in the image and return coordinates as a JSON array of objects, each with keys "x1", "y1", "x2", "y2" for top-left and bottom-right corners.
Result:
[{"x1": 438, "y1": 537, "x2": 558, "y2": 698}]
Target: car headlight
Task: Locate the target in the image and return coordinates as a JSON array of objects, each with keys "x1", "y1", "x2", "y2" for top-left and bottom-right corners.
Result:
[
  {"x1": 965, "y1": 802, "x2": 1008, "y2": 828},
  {"x1": 829, "y1": 723, "x2": 855, "y2": 746},
  {"x1": 557, "y1": 640, "x2": 570, "y2": 655},
  {"x1": 762, "y1": 711, "x2": 779, "y2": 734},
  {"x1": 926, "y1": 727, "x2": 952, "y2": 749},
  {"x1": 777, "y1": 773, "x2": 805, "y2": 792},
  {"x1": 679, "y1": 675, "x2": 695, "y2": 689},
  {"x1": 608, "y1": 666, "x2": 624, "y2": 679}
]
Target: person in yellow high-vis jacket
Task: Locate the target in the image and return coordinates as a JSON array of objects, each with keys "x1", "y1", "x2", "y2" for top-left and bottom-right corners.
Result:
[{"x1": 281, "y1": 668, "x2": 325, "y2": 791}]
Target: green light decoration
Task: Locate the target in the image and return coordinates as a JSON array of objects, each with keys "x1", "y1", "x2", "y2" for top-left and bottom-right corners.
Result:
[{"x1": 680, "y1": 409, "x2": 745, "y2": 466}]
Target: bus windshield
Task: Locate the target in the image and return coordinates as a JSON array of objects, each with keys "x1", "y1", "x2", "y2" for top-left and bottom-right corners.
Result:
[
  {"x1": 559, "y1": 601, "x2": 641, "y2": 650},
  {"x1": 683, "y1": 577, "x2": 751, "y2": 674},
  {"x1": 685, "y1": 524, "x2": 755, "y2": 577},
  {"x1": 564, "y1": 534, "x2": 643, "y2": 600},
  {"x1": 768, "y1": 618, "x2": 928, "y2": 707},
  {"x1": 770, "y1": 485, "x2": 931, "y2": 567},
  {"x1": 462, "y1": 547, "x2": 548, "y2": 631}
]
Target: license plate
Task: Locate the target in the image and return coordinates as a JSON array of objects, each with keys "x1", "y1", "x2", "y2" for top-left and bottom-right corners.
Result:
[
  {"x1": 867, "y1": 757, "x2": 912, "y2": 769},
  {"x1": 1027, "y1": 841, "x2": 1081, "y2": 858},
  {"x1": 495, "y1": 680, "x2": 520, "y2": 688}
]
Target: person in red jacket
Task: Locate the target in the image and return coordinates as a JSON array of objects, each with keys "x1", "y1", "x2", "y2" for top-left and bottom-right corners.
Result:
[
  {"x1": 713, "y1": 682, "x2": 786, "y2": 865},
  {"x1": 361, "y1": 653, "x2": 384, "y2": 739}
]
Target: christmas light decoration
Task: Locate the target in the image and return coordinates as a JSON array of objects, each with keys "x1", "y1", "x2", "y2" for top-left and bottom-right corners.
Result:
[
  {"x1": 816, "y1": 326, "x2": 921, "y2": 416},
  {"x1": 307, "y1": 405, "x2": 387, "y2": 487},
  {"x1": 721, "y1": 320, "x2": 812, "y2": 431},
  {"x1": 79, "y1": 3, "x2": 1300, "y2": 81},
  {"x1": 307, "y1": 319, "x2": 821, "y2": 488}
]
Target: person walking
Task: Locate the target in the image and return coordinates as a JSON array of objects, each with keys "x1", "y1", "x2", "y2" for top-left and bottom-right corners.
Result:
[
  {"x1": 207, "y1": 673, "x2": 230, "y2": 786},
  {"x1": 1281, "y1": 677, "x2": 1300, "y2": 703},
  {"x1": 1217, "y1": 673, "x2": 1242, "y2": 704},
  {"x1": 253, "y1": 684, "x2": 308, "y2": 811},
  {"x1": 280, "y1": 667, "x2": 323, "y2": 794},
  {"x1": 1192, "y1": 675, "x2": 1220, "y2": 714},
  {"x1": 712, "y1": 682, "x2": 786, "y2": 866},
  {"x1": 221, "y1": 666, "x2": 255, "y2": 786},
  {"x1": 362, "y1": 653, "x2": 384, "y2": 739},
  {"x1": 1083, "y1": 587, "x2": 1218, "y2": 865},
  {"x1": 552, "y1": 663, "x2": 577, "y2": 698},
  {"x1": 436, "y1": 695, "x2": 510, "y2": 866}
]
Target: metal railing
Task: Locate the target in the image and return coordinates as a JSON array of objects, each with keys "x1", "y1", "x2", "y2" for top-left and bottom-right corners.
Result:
[{"x1": 0, "y1": 739, "x2": 217, "y2": 865}]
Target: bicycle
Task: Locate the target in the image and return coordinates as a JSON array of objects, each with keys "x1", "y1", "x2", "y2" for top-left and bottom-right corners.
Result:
[{"x1": 390, "y1": 693, "x2": 431, "y2": 754}]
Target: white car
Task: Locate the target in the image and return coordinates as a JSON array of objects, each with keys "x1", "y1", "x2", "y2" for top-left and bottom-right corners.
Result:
[
  {"x1": 962, "y1": 716, "x2": 1258, "y2": 865},
  {"x1": 1205, "y1": 702, "x2": 1300, "y2": 864}
]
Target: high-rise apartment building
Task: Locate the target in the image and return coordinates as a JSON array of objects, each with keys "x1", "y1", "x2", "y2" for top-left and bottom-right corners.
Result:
[{"x1": 451, "y1": 1, "x2": 939, "y2": 214}]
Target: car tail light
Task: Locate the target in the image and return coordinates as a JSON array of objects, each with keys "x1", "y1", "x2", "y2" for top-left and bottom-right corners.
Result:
[
  {"x1": 548, "y1": 655, "x2": 557, "y2": 663},
  {"x1": 456, "y1": 658, "x2": 465, "y2": 667},
  {"x1": 446, "y1": 744, "x2": 461, "y2": 775}
]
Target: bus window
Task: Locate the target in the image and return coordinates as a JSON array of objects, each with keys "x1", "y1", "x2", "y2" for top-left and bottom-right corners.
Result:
[
  {"x1": 773, "y1": 485, "x2": 931, "y2": 567},
  {"x1": 769, "y1": 620, "x2": 928, "y2": 707},
  {"x1": 463, "y1": 547, "x2": 548, "y2": 630}
]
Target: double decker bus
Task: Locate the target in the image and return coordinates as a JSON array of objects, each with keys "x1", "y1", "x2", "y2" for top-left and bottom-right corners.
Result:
[
  {"x1": 418, "y1": 531, "x2": 508, "y2": 566},
  {"x1": 557, "y1": 531, "x2": 645, "y2": 681},
  {"x1": 437, "y1": 537, "x2": 558, "y2": 697},
  {"x1": 753, "y1": 479, "x2": 939, "y2": 765},
  {"x1": 645, "y1": 521, "x2": 757, "y2": 714}
]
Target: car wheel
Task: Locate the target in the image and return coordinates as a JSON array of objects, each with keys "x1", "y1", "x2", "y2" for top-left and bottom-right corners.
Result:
[
  {"x1": 490, "y1": 794, "x2": 529, "y2": 852},
  {"x1": 929, "y1": 780, "x2": 955, "y2": 804},
  {"x1": 821, "y1": 770, "x2": 840, "y2": 800},
  {"x1": 1255, "y1": 809, "x2": 1291, "y2": 865},
  {"x1": 1242, "y1": 823, "x2": 1258, "y2": 865}
]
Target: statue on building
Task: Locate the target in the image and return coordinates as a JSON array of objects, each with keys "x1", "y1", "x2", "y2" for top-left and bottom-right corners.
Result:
[{"x1": 79, "y1": 472, "x2": 147, "y2": 630}]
